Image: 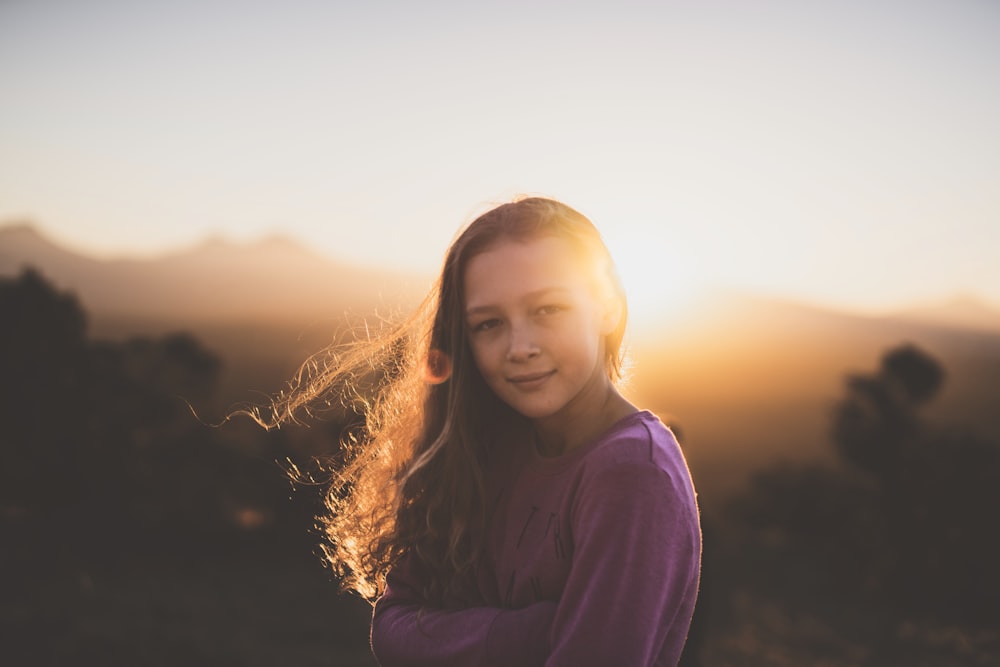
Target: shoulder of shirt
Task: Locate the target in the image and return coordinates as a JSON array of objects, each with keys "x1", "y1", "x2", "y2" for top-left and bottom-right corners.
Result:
[
  {"x1": 569, "y1": 413, "x2": 697, "y2": 518},
  {"x1": 583, "y1": 411, "x2": 684, "y2": 472}
]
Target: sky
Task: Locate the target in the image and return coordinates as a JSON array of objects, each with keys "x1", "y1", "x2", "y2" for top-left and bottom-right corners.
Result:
[{"x1": 1, "y1": 0, "x2": 998, "y2": 320}]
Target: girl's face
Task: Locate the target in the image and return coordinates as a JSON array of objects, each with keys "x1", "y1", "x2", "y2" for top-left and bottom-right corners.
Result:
[{"x1": 463, "y1": 235, "x2": 619, "y2": 423}]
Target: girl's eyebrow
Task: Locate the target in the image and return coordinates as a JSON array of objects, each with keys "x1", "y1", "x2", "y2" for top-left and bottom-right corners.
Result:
[{"x1": 465, "y1": 287, "x2": 572, "y2": 317}]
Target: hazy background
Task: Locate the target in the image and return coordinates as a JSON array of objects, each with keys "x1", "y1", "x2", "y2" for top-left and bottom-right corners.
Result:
[
  {"x1": 2, "y1": 0, "x2": 999, "y2": 665},
  {"x1": 2, "y1": 0, "x2": 999, "y2": 318}
]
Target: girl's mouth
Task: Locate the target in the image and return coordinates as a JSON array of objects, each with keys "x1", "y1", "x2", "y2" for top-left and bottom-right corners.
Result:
[{"x1": 507, "y1": 370, "x2": 556, "y2": 388}]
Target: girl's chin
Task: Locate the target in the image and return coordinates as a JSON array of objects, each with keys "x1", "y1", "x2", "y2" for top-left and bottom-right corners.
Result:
[{"x1": 505, "y1": 401, "x2": 564, "y2": 422}]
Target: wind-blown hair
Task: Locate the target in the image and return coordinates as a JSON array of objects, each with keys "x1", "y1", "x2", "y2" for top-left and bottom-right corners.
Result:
[{"x1": 266, "y1": 197, "x2": 628, "y2": 602}]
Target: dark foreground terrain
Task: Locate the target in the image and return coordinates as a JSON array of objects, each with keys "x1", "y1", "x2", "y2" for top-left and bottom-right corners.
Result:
[
  {"x1": 4, "y1": 514, "x2": 998, "y2": 667},
  {"x1": 3, "y1": 269, "x2": 999, "y2": 665}
]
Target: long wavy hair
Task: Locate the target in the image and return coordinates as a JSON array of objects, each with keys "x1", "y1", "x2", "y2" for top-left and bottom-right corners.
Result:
[{"x1": 264, "y1": 197, "x2": 628, "y2": 603}]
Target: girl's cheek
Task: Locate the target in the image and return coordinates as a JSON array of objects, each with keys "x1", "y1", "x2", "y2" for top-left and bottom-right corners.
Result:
[
  {"x1": 469, "y1": 344, "x2": 493, "y2": 374},
  {"x1": 475, "y1": 328, "x2": 504, "y2": 349}
]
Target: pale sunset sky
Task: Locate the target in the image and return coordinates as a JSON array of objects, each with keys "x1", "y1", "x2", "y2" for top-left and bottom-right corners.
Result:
[{"x1": 1, "y1": 0, "x2": 998, "y2": 319}]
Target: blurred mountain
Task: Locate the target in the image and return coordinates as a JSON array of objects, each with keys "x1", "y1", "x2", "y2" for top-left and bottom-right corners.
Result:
[
  {"x1": 630, "y1": 289, "x2": 1000, "y2": 505},
  {"x1": 4, "y1": 222, "x2": 999, "y2": 507},
  {"x1": 891, "y1": 293, "x2": 1000, "y2": 332},
  {"x1": 0, "y1": 222, "x2": 431, "y2": 404},
  {"x1": 0, "y1": 222, "x2": 428, "y2": 325}
]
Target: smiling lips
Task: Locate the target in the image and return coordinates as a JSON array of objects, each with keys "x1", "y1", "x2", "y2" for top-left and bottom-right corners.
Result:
[{"x1": 507, "y1": 370, "x2": 556, "y2": 388}]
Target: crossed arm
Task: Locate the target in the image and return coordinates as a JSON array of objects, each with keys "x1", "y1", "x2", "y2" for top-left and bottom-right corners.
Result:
[
  {"x1": 370, "y1": 463, "x2": 700, "y2": 667},
  {"x1": 370, "y1": 557, "x2": 556, "y2": 667}
]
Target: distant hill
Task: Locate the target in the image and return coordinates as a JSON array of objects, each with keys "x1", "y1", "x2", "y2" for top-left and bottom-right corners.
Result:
[
  {"x1": 892, "y1": 293, "x2": 1000, "y2": 332},
  {"x1": 4, "y1": 222, "x2": 999, "y2": 508},
  {"x1": 630, "y1": 290, "x2": 1000, "y2": 504},
  {"x1": 0, "y1": 222, "x2": 432, "y2": 408},
  {"x1": 0, "y1": 223, "x2": 428, "y2": 325}
]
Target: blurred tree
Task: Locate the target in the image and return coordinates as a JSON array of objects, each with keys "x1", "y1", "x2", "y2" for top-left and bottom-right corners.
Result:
[
  {"x1": 0, "y1": 268, "x2": 91, "y2": 511},
  {"x1": 832, "y1": 343, "x2": 944, "y2": 481},
  {"x1": 0, "y1": 269, "x2": 375, "y2": 661},
  {"x1": 734, "y1": 342, "x2": 1000, "y2": 625},
  {"x1": 1, "y1": 270, "x2": 234, "y2": 543},
  {"x1": 831, "y1": 343, "x2": 999, "y2": 618},
  {"x1": 0, "y1": 268, "x2": 354, "y2": 562}
]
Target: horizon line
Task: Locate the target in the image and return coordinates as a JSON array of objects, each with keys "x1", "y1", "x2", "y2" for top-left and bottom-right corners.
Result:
[{"x1": 3, "y1": 218, "x2": 999, "y2": 320}]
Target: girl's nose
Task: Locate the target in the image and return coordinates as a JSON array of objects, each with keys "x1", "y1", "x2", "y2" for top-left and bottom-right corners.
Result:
[{"x1": 506, "y1": 324, "x2": 540, "y2": 362}]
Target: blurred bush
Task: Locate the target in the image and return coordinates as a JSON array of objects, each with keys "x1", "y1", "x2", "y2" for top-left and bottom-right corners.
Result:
[
  {"x1": 731, "y1": 342, "x2": 1000, "y2": 625},
  {"x1": 0, "y1": 268, "x2": 347, "y2": 567}
]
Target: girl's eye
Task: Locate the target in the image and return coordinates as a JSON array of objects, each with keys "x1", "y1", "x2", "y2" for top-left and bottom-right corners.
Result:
[
  {"x1": 470, "y1": 318, "x2": 501, "y2": 333},
  {"x1": 537, "y1": 304, "x2": 565, "y2": 316}
]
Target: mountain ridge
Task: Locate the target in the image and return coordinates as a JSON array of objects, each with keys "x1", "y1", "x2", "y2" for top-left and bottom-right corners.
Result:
[
  {"x1": 4, "y1": 221, "x2": 999, "y2": 506},
  {"x1": 0, "y1": 222, "x2": 429, "y2": 325},
  {"x1": 5, "y1": 221, "x2": 999, "y2": 334}
]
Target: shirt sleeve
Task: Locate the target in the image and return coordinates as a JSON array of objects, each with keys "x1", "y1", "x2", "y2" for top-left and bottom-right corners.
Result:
[
  {"x1": 371, "y1": 552, "x2": 557, "y2": 667},
  {"x1": 545, "y1": 461, "x2": 701, "y2": 667}
]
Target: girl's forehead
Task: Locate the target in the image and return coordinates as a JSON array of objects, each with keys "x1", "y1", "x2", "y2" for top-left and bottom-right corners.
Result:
[
  {"x1": 463, "y1": 236, "x2": 590, "y2": 303},
  {"x1": 468, "y1": 235, "x2": 582, "y2": 274}
]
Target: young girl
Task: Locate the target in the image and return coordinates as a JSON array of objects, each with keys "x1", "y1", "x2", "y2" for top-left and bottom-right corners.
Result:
[{"x1": 272, "y1": 197, "x2": 701, "y2": 666}]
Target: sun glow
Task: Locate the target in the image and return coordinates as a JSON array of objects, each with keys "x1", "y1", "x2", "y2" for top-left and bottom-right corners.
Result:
[
  {"x1": 613, "y1": 242, "x2": 706, "y2": 329},
  {"x1": 586, "y1": 201, "x2": 709, "y2": 331},
  {"x1": 1, "y1": 2, "x2": 997, "y2": 313}
]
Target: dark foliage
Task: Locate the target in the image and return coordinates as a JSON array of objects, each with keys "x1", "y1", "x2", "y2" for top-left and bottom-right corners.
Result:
[
  {"x1": 832, "y1": 342, "x2": 945, "y2": 480},
  {"x1": 7, "y1": 268, "x2": 998, "y2": 664},
  {"x1": 0, "y1": 269, "x2": 372, "y2": 665},
  {"x1": 733, "y1": 342, "x2": 1000, "y2": 627},
  {"x1": 0, "y1": 268, "x2": 339, "y2": 552}
]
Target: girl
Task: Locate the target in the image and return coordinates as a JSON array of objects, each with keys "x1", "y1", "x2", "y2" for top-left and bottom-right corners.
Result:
[{"x1": 272, "y1": 197, "x2": 701, "y2": 666}]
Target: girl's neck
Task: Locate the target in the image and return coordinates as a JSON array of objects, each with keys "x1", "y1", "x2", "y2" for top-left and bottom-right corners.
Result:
[{"x1": 533, "y1": 387, "x2": 637, "y2": 458}]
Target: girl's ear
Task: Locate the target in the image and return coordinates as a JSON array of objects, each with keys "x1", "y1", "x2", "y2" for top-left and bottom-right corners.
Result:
[{"x1": 599, "y1": 294, "x2": 624, "y2": 337}]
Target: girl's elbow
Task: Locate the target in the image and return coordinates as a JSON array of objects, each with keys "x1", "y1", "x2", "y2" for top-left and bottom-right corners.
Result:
[
  {"x1": 369, "y1": 627, "x2": 402, "y2": 667},
  {"x1": 369, "y1": 602, "x2": 421, "y2": 667}
]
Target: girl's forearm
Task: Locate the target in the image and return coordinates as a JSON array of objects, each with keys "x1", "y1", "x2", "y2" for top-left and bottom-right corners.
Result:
[{"x1": 371, "y1": 598, "x2": 556, "y2": 667}]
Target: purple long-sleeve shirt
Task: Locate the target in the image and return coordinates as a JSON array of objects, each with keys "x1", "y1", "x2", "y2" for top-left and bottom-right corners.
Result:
[{"x1": 371, "y1": 410, "x2": 701, "y2": 667}]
